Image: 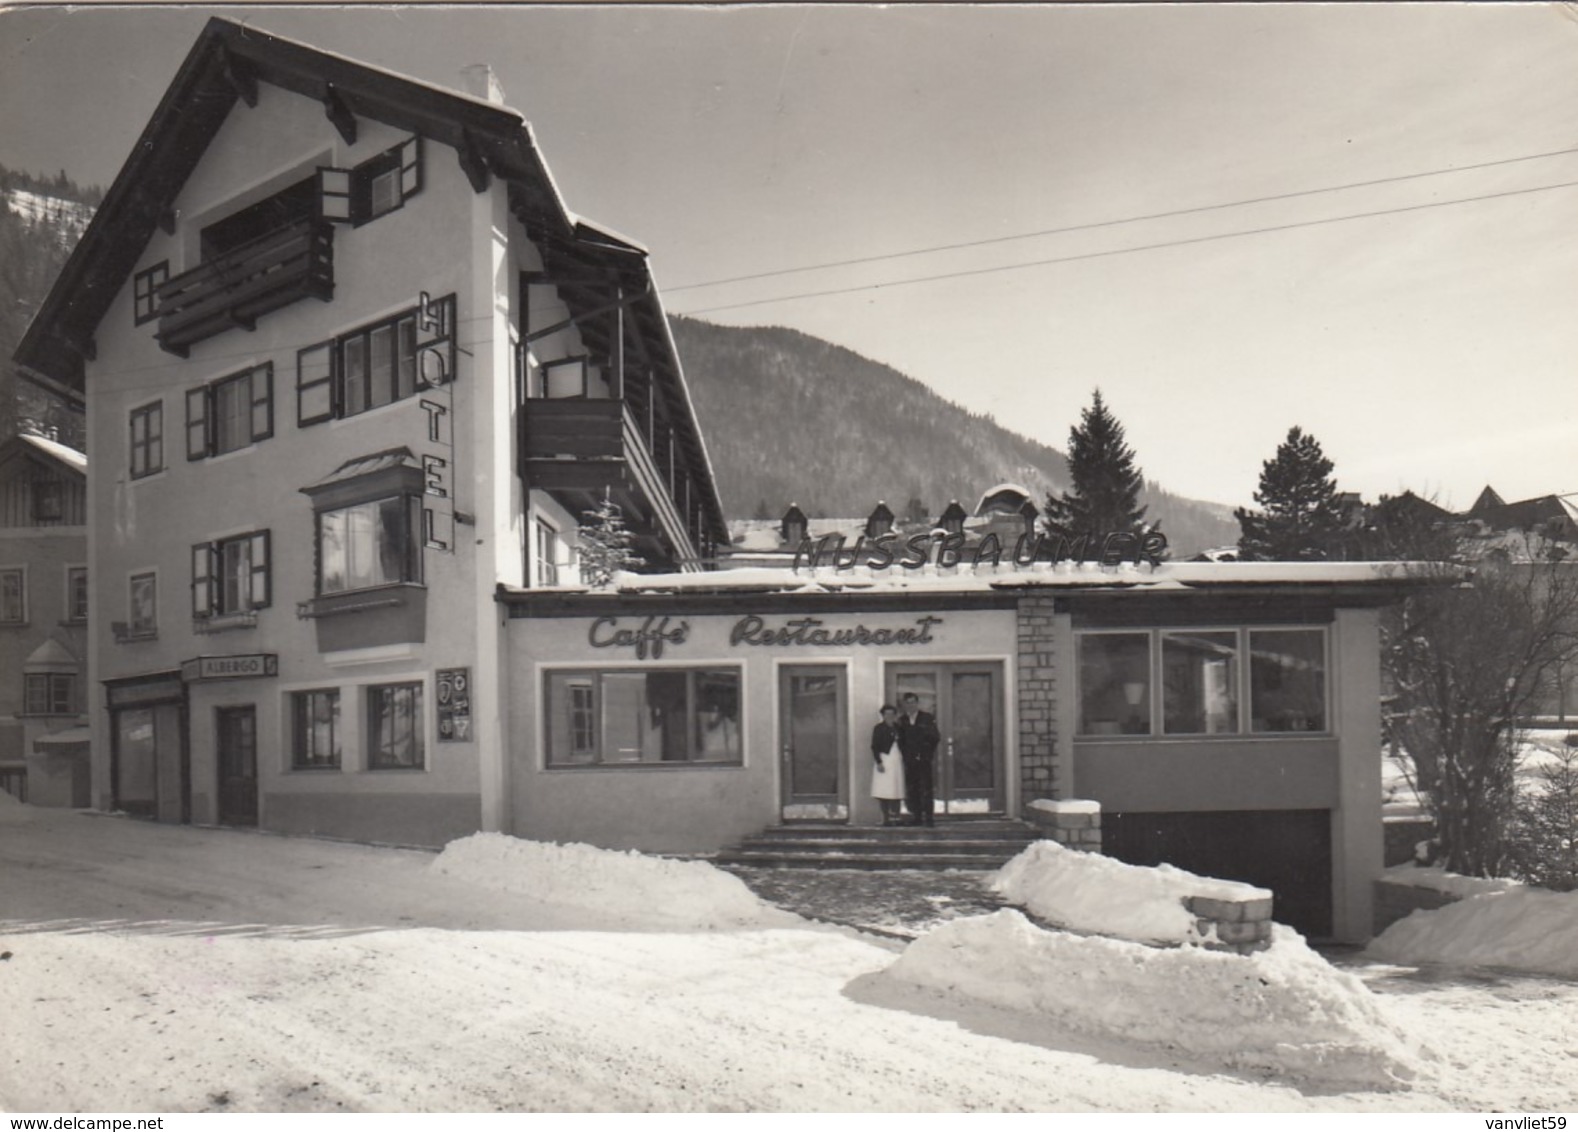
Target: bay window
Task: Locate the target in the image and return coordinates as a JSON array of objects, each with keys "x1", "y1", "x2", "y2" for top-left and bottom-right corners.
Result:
[
  {"x1": 24, "y1": 673, "x2": 75, "y2": 716},
  {"x1": 317, "y1": 495, "x2": 421, "y2": 595}
]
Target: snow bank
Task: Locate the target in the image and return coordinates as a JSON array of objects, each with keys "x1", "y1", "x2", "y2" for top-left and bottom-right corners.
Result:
[
  {"x1": 1027, "y1": 798, "x2": 1099, "y2": 815},
  {"x1": 992, "y1": 840, "x2": 1270, "y2": 945},
  {"x1": 888, "y1": 910, "x2": 1424, "y2": 1089},
  {"x1": 1367, "y1": 886, "x2": 1578, "y2": 979},
  {"x1": 1378, "y1": 864, "x2": 1519, "y2": 899},
  {"x1": 430, "y1": 833, "x2": 795, "y2": 930},
  {"x1": 0, "y1": 790, "x2": 34, "y2": 824}
]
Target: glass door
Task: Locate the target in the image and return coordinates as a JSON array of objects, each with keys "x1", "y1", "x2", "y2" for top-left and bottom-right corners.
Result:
[
  {"x1": 779, "y1": 665, "x2": 848, "y2": 822},
  {"x1": 888, "y1": 662, "x2": 1004, "y2": 814}
]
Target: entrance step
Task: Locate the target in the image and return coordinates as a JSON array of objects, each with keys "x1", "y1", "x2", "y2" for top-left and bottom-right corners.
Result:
[{"x1": 715, "y1": 817, "x2": 1039, "y2": 871}]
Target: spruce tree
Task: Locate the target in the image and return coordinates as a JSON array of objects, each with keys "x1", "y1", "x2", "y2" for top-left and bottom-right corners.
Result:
[
  {"x1": 1235, "y1": 426, "x2": 1347, "y2": 561},
  {"x1": 578, "y1": 492, "x2": 641, "y2": 588},
  {"x1": 1043, "y1": 389, "x2": 1147, "y2": 540}
]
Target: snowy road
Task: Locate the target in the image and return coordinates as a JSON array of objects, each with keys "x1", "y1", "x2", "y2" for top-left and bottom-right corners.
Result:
[{"x1": 3, "y1": 805, "x2": 1577, "y2": 1112}]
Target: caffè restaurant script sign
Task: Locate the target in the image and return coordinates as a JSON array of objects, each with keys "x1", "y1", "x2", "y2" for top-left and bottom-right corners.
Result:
[{"x1": 588, "y1": 614, "x2": 946, "y2": 658}]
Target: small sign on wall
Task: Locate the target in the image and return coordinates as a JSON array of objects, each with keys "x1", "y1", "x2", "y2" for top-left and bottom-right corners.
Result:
[{"x1": 436, "y1": 667, "x2": 471, "y2": 742}]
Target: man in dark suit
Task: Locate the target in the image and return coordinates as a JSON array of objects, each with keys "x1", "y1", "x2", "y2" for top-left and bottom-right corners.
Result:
[{"x1": 896, "y1": 691, "x2": 941, "y2": 826}]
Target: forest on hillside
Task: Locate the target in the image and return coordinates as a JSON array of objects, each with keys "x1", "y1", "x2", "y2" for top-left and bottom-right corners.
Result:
[
  {"x1": 0, "y1": 163, "x2": 97, "y2": 447},
  {"x1": 669, "y1": 316, "x2": 1237, "y2": 557}
]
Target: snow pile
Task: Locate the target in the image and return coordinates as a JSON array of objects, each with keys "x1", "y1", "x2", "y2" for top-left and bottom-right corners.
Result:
[
  {"x1": 1378, "y1": 864, "x2": 1519, "y2": 899},
  {"x1": 0, "y1": 790, "x2": 34, "y2": 824},
  {"x1": 1367, "y1": 886, "x2": 1578, "y2": 979},
  {"x1": 430, "y1": 832, "x2": 796, "y2": 930},
  {"x1": 887, "y1": 909, "x2": 1424, "y2": 1089},
  {"x1": 992, "y1": 840, "x2": 1271, "y2": 945},
  {"x1": 1027, "y1": 798, "x2": 1099, "y2": 815}
]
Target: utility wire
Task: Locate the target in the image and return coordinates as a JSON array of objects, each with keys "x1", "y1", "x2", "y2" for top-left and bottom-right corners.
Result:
[
  {"x1": 673, "y1": 177, "x2": 1578, "y2": 317},
  {"x1": 662, "y1": 144, "x2": 1578, "y2": 294}
]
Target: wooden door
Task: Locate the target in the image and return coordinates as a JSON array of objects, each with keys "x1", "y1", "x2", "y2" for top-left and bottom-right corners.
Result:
[
  {"x1": 779, "y1": 665, "x2": 848, "y2": 822},
  {"x1": 216, "y1": 705, "x2": 258, "y2": 827}
]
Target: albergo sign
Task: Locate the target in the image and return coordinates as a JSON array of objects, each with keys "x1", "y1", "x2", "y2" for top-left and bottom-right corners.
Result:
[{"x1": 587, "y1": 614, "x2": 947, "y2": 658}]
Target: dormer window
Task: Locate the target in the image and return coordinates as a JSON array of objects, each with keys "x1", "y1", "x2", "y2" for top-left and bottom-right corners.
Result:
[
  {"x1": 865, "y1": 501, "x2": 894, "y2": 539},
  {"x1": 938, "y1": 500, "x2": 967, "y2": 536},
  {"x1": 781, "y1": 504, "x2": 807, "y2": 547}
]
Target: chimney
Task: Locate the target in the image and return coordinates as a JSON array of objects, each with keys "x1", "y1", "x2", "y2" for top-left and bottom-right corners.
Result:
[{"x1": 460, "y1": 64, "x2": 506, "y2": 106}]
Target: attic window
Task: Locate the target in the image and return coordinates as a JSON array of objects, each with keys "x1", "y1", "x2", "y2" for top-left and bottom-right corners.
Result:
[{"x1": 318, "y1": 137, "x2": 422, "y2": 226}]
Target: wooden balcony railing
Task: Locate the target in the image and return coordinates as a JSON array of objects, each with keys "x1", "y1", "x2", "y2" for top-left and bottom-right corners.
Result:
[
  {"x1": 156, "y1": 219, "x2": 334, "y2": 355},
  {"x1": 519, "y1": 398, "x2": 700, "y2": 566}
]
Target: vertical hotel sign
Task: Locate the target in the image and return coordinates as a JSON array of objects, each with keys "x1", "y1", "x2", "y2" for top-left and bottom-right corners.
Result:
[{"x1": 416, "y1": 292, "x2": 458, "y2": 551}]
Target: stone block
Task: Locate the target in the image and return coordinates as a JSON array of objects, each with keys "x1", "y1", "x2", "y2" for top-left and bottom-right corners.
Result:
[
  {"x1": 1185, "y1": 894, "x2": 1273, "y2": 924},
  {"x1": 1212, "y1": 919, "x2": 1272, "y2": 945}
]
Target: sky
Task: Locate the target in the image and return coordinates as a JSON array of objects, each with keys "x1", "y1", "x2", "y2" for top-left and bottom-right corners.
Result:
[{"x1": 2, "y1": 2, "x2": 1575, "y2": 510}]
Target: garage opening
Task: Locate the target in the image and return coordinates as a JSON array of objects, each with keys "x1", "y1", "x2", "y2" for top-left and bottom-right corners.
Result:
[{"x1": 1102, "y1": 809, "x2": 1333, "y2": 939}]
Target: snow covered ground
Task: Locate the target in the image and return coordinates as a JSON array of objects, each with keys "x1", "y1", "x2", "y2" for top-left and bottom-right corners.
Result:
[
  {"x1": 1368, "y1": 865, "x2": 1578, "y2": 980},
  {"x1": 3, "y1": 794, "x2": 1577, "y2": 1113},
  {"x1": 3, "y1": 189, "x2": 91, "y2": 237},
  {"x1": 1383, "y1": 727, "x2": 1577, "y2": 820}
]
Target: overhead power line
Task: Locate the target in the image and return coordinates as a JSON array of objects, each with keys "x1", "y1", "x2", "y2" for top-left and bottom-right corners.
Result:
[
  {"x1": 662, "y1": 144, "x2": 1578, "y2": 295},
  {"x1": 672, "y1": 176, "x2": 1578, "y2": 318}
]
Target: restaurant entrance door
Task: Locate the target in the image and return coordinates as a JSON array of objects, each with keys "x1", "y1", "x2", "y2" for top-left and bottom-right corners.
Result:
[
  {"x1": 888, "y1": 662, "x2": 1005, "y2": 814},
  {"x1": 779, "y1": 665, "x2": 848, "y2": 822}
]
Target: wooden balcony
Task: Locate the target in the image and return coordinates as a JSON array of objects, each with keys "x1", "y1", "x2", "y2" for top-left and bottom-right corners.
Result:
[
  {"x1": 155, "y1": 219, "x2": 334, "y2": 355},
  {"x1": 519, "y1": 398, "x2": 699, "y2": 567}
]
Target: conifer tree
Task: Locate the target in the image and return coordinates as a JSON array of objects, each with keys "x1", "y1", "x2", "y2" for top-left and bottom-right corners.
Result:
[
  {"x1": 578, "y1": 492, "x2": 641, "y2": 588},
  {"x1": 1043, "y1": 389, "x2": 1147, "y2": 540},
  {"x1": 1235, "y1": 427, "x2": 1347, "y2": 561},
  {"x1": 1509, "y1": 743, "x2": 1578, "y2": 891}
]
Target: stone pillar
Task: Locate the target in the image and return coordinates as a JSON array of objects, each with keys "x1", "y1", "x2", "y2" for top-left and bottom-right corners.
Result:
[
  {"x1": 1016, "y1": 594, "x2": 1060, "y2": 805},
  {"x1": 1024, "y1": 798, "x2": 1102, "y2": 852},
  {"x1": 1185, "y1": 893, "x2": 1275, "y2": 954}
]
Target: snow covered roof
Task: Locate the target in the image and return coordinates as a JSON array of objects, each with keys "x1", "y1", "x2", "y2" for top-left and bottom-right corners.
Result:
[
  {"x1": 17, "y1": 432, "x2": 87, "y2": 474},
  {"x1": 974, "y1": 483, "x2": 1034, "y2": 515},
  {"x1": 500, "y1": 560, "x2": 1453, "y2": 605}
]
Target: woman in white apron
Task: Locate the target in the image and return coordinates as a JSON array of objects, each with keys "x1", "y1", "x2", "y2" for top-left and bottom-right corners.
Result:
[{"x1": 870, "y1": 704, "x2": 906, "y2": 826}]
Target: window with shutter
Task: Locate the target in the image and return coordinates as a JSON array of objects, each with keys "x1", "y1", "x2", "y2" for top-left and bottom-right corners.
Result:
[
  {"x1": 186, "y1": 365, "x2": 274, "y2": 459},
  {"x1": 191, "y1": 530, "x2": 272, "y2": 618},
  {"x1": 316, "y1": 137, "x2": 422, "y2": 227},
  {"x1": 296, "y1": 295, "x2": 455, "y2": 426}
]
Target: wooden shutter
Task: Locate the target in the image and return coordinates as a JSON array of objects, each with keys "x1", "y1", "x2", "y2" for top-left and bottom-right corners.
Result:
[
  {"x1": 316, "y1": 166, "x2": 356, "y2": 223},
  {"x1": 249, "y1": 530, "x2": 271, "y2": 609},
  {"x1": 399, "y1": 136, "x2": 422, "y2": 199},
  {"x1": 250, "y1": 363, "x2": 274, "y2": 442},
  {"x1": 185, "y1": 387, "x2": 210, "y2": 461},
  {"x1": 296, "y1": 342, "x2": 337, "y2": 426},
  {"x1": 191, "y1": 543, "x2": 215, "y2": 617}
]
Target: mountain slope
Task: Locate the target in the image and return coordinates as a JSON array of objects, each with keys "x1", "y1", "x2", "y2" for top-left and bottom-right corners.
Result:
[
  {"x1": 1, "y1": 166, "x2": 99, "y2": 446},
  {"x1": 669, "y1": 316, "x2": 1236, "y2": 557}
]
